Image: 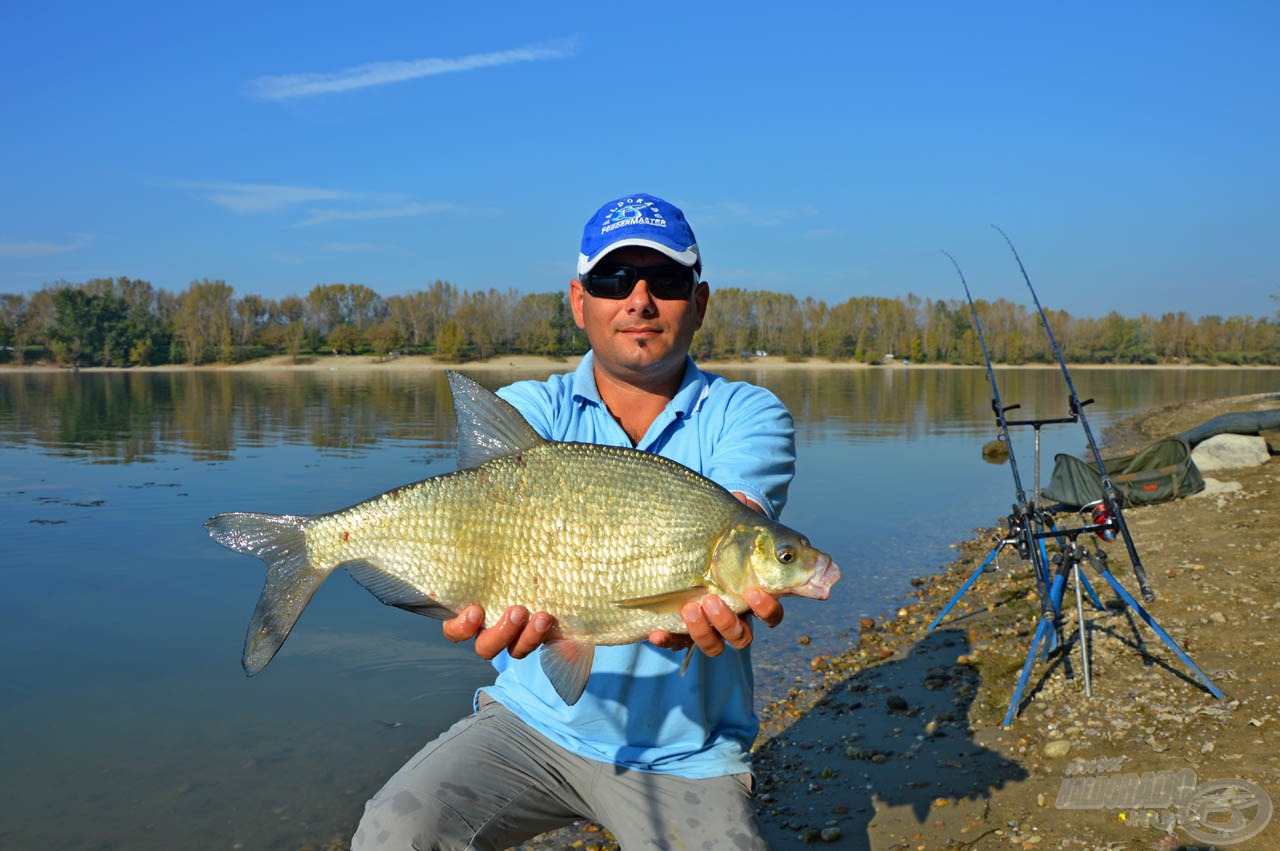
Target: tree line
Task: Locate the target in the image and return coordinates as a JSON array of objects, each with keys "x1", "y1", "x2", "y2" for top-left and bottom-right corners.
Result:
[{"x1": 1, "y1": 277, "x2": 1277, "y2": 367}]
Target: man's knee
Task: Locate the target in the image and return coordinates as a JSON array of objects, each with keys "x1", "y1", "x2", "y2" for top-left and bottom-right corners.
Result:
[{"x1": 351, "y1": 786, "x2": 472, "y2": 851}]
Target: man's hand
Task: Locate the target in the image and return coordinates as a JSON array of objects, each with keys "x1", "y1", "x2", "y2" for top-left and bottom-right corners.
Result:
[
  {"x1": 647, "y1": 589, "x2": 784, "y2": 656},
  {"x1": 647, "y1": 489, "x2": 785, "y2": 655},
  {"x1": 443, "y1": 605, "x2": 556, "y2": 660}
]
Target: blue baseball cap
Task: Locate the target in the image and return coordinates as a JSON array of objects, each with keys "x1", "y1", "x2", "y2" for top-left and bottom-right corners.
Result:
[{"x1": 577, "y1": 193, "x2": 700, "y2": 277}]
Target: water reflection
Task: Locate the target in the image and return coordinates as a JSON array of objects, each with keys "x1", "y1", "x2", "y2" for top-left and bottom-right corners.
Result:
[
  {"x1": 7, "y1": 366, "x2": 1276, "y2": 465},
  {"x1": 0, "y1": 371, "x2": 463, "y2": 462}
]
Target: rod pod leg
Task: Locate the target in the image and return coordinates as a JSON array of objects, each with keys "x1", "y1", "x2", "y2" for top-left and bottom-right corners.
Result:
[
  {"x1": 1004, "y1": 572, "x2": 1069, "y2": 725},
  {"x1": 1086, "y1": 550, "x2": 1224, "y2": 700},
  {"x1": 927, "y1": 541, "x2": 1006, "y2": 631}
]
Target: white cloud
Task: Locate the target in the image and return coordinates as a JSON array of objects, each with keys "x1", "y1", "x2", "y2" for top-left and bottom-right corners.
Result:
[
  {"x1": 250, "y1": 38, "x2": 577, "y2": 100},
  {"x1": 296, "y1": 202, "x2": 455, "y2": 228},
  {"x1": 0, "y1": 234, "x2": 93, "y2": 258},
  {"x1": 170, "y1": 181, "x2": 383, "y2": 215},
  {"x1": 170, "y1": 180, "x2": 474, "y2": 228}
]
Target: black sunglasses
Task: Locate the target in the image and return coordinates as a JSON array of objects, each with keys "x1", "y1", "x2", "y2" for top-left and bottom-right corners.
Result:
[{"x1": 581, "y1": 263, "x2": 699, "y2": 300}]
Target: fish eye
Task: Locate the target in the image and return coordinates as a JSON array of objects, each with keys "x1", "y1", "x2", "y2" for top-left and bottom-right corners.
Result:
[{"x1": 776, "y1": 545, "x2": 795, "y2": 564}]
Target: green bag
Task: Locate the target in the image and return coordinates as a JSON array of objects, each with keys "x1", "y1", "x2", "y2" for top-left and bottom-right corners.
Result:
[{"x1": 1042, "y1": 437, "x2": 1204, "y2": 509}]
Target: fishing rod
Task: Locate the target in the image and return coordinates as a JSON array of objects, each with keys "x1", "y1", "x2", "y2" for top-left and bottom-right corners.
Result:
[
  {"x1": 942, "y1": 251, "x2": 1055, "y2": 622},
  {"x1": 992, "y1": 227, "x2": 1155, "y2": 601}
]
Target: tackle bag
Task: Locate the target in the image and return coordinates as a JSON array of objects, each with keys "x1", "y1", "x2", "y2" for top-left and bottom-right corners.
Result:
[{"x1": 1041, "y1": 436, "x2": 1204, "y2": 509}]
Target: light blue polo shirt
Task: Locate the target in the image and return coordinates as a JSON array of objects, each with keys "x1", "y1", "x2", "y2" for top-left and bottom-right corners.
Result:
[{"x1": 483, "y1": 352, "x2": 796, "y2": 779}]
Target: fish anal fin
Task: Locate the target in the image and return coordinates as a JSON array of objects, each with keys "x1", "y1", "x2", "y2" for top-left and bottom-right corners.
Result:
[
  {"x1": 344, "y1": 561, "x2": 456, "y2": 621},
  {"x1": 612, "y1": 587, "x2": 707, "y2": 616},
  {"x1": 540, "y1": 639, "x2": 596, "y2": 706}
]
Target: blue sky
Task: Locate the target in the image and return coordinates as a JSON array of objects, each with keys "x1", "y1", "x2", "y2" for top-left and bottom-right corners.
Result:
[{"x1": 2, "y1": 1, "x2": 1276, "y2": 318}]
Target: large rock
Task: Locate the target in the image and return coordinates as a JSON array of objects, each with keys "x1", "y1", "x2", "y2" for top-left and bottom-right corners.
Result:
[
  {"x1": 1192, "y1": 478, "x2": 1243, "y2": 498},
  {"x1": 1191, "y1": 434, "x2": 1270, "y2": 471}
]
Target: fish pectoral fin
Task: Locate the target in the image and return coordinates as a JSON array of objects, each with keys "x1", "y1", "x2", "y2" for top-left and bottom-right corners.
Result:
[
  {"x1": 540, "y1": 639, "x2": 595, "y2": 706},
  {"x1": 611, "y1": 587, "x2": 707, "y2": 616},
  {"x1": 344, "y1": 561, "x2": 457, "y2": 621}
]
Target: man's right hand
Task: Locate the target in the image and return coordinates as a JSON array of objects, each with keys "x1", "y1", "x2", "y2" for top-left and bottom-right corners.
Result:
[{"x1": 442, "y1": 605, "x2": 556, "y2": 660}]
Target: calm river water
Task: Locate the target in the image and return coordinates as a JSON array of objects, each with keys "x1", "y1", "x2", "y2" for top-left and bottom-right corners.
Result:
[{"x1": 1, "y1": 364, "x2": 1276, "y2": 850}]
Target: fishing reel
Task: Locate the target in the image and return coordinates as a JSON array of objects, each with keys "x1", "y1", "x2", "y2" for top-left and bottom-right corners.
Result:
[
  {"x1": 1080, "y1": 499, "x2": 1116, "y2": 542},
  {"x1": 1003, "y1": 512, "x2": 1032, "y2": 560}
]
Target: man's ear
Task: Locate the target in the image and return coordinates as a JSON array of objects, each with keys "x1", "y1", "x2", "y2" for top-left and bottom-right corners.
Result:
[
  {"x1": 693, "y1": 280, "x2": 710, "y2": 330},
  {"x1": 569, "y1": 278, "x2": 587, "y2": 329}
]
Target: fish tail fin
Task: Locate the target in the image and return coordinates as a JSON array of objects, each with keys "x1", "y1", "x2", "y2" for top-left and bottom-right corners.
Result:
[{"x1": 205, "y1": 512, "x2": 328, "y2": 676}]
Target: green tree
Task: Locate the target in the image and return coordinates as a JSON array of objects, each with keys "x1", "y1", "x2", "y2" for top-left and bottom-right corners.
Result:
[
  {"x1": 435, "y1": 320, "x2": 466, "y2": 362},
  {"x1": 305, "y1": 283, "x2": 386, "y2": 335},
  {"x1": 366, "y1": 321, "x2": 404, "y2": 359},
  {"x1": 327, "y1": 323, "x2": 360, "y2": 354},
  {"x1": 174, "y1": 279, "x2": 234, "y2": 364},
  {"x1": 285, "y1": 320, "x2": 307, "y2": 363},
  {"x1": 0, "y1": 293, "x2": 25, "y2": 362},
  {"x1": 235, "y1": 294, "x2": 268, "y2": 346},
  {"x1": 49, "y1": 286, "x2": 132, "y2": 366}
]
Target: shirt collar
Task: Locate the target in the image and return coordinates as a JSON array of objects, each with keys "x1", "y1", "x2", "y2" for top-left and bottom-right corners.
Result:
[{"x1": 570, "y1": 351, "x2": 710, "y2": 419}]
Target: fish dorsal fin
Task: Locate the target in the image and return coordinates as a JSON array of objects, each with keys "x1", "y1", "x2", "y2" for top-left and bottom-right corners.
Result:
[
  {"x1": 540, "y1": 639, "x2": 596, "y2": 706},
  {"x1": 612, "y1": 586, "x2": 707, "y2": 616},
  {"x1": 447, "y1": 371, "x2": 546, "y2": 470}
]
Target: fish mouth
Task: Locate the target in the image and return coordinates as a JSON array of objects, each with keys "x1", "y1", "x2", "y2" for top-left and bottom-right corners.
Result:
[{"x1": 791, "y1": 554, "x2": 841, "y2": 600}]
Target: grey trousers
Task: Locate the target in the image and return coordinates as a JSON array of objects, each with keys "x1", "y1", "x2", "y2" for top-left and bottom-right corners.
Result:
[{"x1": 351, "y1": 695, "x2": 767, "y2": 850}]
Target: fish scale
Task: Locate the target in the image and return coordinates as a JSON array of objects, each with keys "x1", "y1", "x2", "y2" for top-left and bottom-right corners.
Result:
[{"x1": 206, "y1": 371, "x2": 840, "y2": 705}]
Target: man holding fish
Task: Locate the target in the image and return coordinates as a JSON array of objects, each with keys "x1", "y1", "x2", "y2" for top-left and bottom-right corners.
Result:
[{"x1": 345, "y1": 193, "x2": 838, "y2": 849}]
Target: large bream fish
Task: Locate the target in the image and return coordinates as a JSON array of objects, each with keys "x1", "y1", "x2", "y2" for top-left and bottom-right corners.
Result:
[{"x1": 206, "y1": 371, "x2": 841, "y2": 705}]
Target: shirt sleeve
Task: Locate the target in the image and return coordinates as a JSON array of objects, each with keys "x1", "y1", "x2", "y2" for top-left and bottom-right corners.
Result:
[
  {"x1": 702, "y1": 383, "x2": 796, "y2": 520},
  {"x1": 495, "y1": 379, "x2": 557, "y2": 440}
]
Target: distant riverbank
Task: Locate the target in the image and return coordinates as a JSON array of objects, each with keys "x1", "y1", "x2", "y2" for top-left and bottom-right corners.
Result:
[{"x1": 6, "y1": 353, "x2": 1278, "y2": 375}]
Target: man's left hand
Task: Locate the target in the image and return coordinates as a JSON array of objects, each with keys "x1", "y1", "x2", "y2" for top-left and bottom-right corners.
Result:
[{"x1": 647, "y1": 588, "x2": 784, "y2": 656}]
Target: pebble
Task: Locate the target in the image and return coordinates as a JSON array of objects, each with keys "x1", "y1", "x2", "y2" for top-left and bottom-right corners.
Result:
[
  {"x1": 1042, "y1": 740, "x2": 1071, "y2": 758},
  {"x1": 819, "y1": 827, "x2": 842, "y2": 842}
]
